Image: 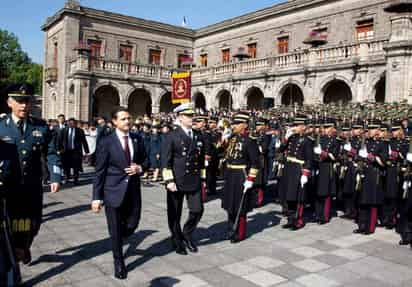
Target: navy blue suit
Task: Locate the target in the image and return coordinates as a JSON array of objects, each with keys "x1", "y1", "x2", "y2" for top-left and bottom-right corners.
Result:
[{"x1": 93, "y1": 131, "x2": 147, "y2": 262}]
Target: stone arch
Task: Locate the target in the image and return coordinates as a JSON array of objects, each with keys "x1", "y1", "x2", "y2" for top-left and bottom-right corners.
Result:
[
  {"x1": 216, "y1": 89, "x2": 233, "y2": 110},
  {"x1": 321, "y1": 77, "x2": 353, "y2": 104},
  {"x1": 128, "y1": 88, "x2": 152, "y2": 118},
  {"x1": 279, "y1": 83, "x2": 304, "y2": 106},
  {"x1": 368, "y1": 72, "x2": 386, "y2": 103},
  {"x1": 319, "y1": 75, "x2": 354, "y2": 104},
  {"x1": 92, "y1": 85, "x2": 120, "y2": 119},
  {"x1": 159, "y1": 92, "x2": 178, "y2": 113},
  {"x1": 245, "y1": 86, "x2": 265, "y2": 110},
  {"x1": 193, "y1": 92, "x2": 206, "y2": 111}
]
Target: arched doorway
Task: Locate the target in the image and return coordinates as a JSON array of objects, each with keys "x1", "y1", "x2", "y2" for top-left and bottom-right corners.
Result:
[
  {"x1": 159, "y1": 92, "x2": 179, "y2": 113},
  {"x1": 323, "y1": 80, "x2": 352, "y2": 104},
  {"x1": 193, "y1": 92, "x2": 206, "y2": 111},
  {"x1": 217, "y1": 90, "x2": 233, "y2": 110},
  {"x1": 246, "y1": 87, "x2": 264, "y2": 110},
  {"x1": 128, "y1": 89, "x2": 152, "y2": 118},
  {"x1": 375, "y1": 76, "x2": 386, "y2": 103},
  {"x1": 281, "y1": 84, "x2": 304, "y2": 106},
  {"x1": 92, "y1": 85, "x2": 120, "y2": 119}
]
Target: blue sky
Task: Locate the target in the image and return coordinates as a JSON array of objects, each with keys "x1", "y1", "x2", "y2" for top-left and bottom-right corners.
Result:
[{"x1": 0, "y1": 0, "x2": 284, "y2": 64}]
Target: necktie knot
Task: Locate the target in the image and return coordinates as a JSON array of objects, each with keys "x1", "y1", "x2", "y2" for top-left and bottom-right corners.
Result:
[{"x1": 17, "y1": 120, "x2": 24, "y2": 135}]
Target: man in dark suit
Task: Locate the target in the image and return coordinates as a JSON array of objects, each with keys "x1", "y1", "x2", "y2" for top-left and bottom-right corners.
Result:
[
  {"x1": 161, "y1": 103, "x2": 206, "y2": 255},
  {"x1": 92, "y1": 107, "x2": 146, "y2": 280},
  {"x1": 60, "y1": 118, "x2": 89, "y2": 185}
]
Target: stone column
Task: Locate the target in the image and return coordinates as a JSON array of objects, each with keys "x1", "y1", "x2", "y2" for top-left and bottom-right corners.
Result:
[{"x1": 385, "y1": 15, "x2": 412, "y2": 103}]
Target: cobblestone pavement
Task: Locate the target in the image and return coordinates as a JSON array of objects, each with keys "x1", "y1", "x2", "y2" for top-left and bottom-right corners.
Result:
[{"x1": 20, "y1": 171, "x2": 412, "y2": 287}]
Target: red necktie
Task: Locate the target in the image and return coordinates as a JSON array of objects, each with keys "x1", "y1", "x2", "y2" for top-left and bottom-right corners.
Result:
[{"x1": 123, "y1": 136, "x2": 131, "y2": 165}]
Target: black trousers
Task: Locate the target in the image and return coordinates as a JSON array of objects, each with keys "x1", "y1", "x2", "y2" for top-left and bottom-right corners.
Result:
[
  {"x1": 206, "y1": 165, "x2": 218, "y2": 194},
  {"x1": 63, "y1": 150, "x2": 81, "y2": 179},
  {"x1": 167, "y1": 190, "x2": 203, "y2": 241},
  {"x1": 105, "y1": 188, "x2": 141, "y2": 262},
  {"x1": 382, "y1": 198, "x2": 397, "y2": 226}
]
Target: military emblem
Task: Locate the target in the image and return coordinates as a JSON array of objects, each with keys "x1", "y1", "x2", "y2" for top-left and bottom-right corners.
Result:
[{"x1": 32, "y1": 130, "x2": 42, "y2": 137}]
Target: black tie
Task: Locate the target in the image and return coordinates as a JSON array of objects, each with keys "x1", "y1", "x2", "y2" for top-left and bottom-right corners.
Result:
[{"x1": 17, "y1": 120, "x2": 24, "y2": 136}]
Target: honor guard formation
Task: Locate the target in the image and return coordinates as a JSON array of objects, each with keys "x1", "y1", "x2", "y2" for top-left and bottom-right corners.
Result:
[{"x1": 4, "y1": 83, "x2": 412, "y2": 283}]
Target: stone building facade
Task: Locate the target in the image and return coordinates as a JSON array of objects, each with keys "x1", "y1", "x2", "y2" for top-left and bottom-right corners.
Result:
[{"x1": 41, "y1": 0, "x2": 412, "y2": 121}]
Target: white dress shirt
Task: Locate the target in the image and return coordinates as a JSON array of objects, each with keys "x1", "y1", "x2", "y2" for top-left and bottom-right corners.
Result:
[
  {"x1": 115, "y1": 129, "x2": 134, "y2": 160},
  {"x1": 11, "y1": 114, "x2": 26, "y2": 133},
  {"x1": 180, "y1": 125, "x2": 193, "y2": 139}
]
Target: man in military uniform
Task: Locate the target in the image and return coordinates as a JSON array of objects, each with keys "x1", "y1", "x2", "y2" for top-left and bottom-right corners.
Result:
[
  {"x1": 279, "y1": 114, "x2": 313, "y2": 230},
  {"x1": 0, "y1": 139, "x2": 21, "y2": 286},
  {"x1": 341, "y1": 119, "x2": 364, "y2": 219},
  {"x1": 0, "y1": 84, "x2": 61, "y2": 264},
  {"x1": 161, "y1": 103, "x2": 206, "y2": 255},
  {"x1": 204, "y1": 117, "x2": 220, "y2": 196},
  {"x1": 384, "y1": 120, "x2": 408, "y2": 230},
  {"x1": 222, "y1": 112, "x2": 260, "y2": 243},
  {"x1": 313, "y1": 118, "x2": 339, "y2": 224},
  {"x1": 255, "y1": 118, "x2": 271, "y2": 207},
  {"x1": 354, "y1": 119, "x2": 387, "y2": 235}
]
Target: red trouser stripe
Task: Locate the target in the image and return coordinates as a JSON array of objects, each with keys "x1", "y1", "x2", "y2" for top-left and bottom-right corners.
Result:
[
  {"x1": 369, "y1": 207, "x2": 378, "y2": 233},
  {"x1": 324, "y1": 197, "x2": 331, "y2": 222},
  {"x1": 257, "y1": 188, "x2": 264, "y2": 207}
]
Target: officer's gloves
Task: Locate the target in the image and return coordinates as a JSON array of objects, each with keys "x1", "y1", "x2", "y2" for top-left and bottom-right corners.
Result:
[
  {"x1": 285, "y1": 128, "x2": 294, "y2": 140},
  {"x1": 407, "y1": 153, "x2": 412, "y2": 163},
  {"x1": 314, "y1": 145, "x2": 322, "y2": 155},
  {"x1": 300, "y1": 175, "x2": 308, "y2": 188},
  {"x1": 243, "y1": 180, "x2": 254, "y2": 193},
  {"x1": 358, "y1": 148, "x2": 368, "y2": 159},
  {"x1": 343, "y1": 143, "x2": 352, "y2": 152}
]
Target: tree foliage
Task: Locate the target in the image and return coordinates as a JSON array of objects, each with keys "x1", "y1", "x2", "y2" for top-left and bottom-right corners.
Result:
[{"x1": 0, "y1": 29, "x2": 43, "y2": 96}]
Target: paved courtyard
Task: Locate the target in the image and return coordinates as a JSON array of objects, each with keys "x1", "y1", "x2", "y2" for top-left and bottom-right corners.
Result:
[{"x1": 21, "y1": 171, "x2": 412, "y2": 287}]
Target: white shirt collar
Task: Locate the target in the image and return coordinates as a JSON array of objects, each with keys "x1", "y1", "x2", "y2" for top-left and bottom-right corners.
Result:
[
  {"x1": 116, "y1": 128, "x2": 130, "y2": 138},
  {"x1": 11, "y1": 114, "x2": 25, "y2": 125},
  {"x1": 180, "y1": 125, "x2": 192, "y2": 136}
]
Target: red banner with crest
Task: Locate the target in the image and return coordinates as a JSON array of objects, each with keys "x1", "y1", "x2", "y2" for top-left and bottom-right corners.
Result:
[{"x1": 172, "y1": 72, "x2": 191, "y2": 104}]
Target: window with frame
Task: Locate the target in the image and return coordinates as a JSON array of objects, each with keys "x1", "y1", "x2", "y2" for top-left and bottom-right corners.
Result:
[
  {"x1": 222, "y1": 48, "x2": 230, "y2": 64},
  {"x1": 178, "y1": 54, "x2": 188, "y2": 68},
  {"x1": 313, "y1": 27, "x2": 328, "y2": 40},
  {"x1": 277, "y1": 36, "x2": 289, "y2": 54},
  {"x1": 200, "y1": 54, "x2": 208, "y2": 67},
  {"x1": 149, "y1": 49, "x2": 161, "y2": 65},
  {"x1": 247, "y1": 43, "x2": 257, "y2": 58},
  {"x1": 356, "y1": 19, "x2": 374, "y2": 41},
  {"x1": 119, "y1": 45, "x2": 133, "y2": 62},
  {"x1": 87, "y1": 39, "x2": 102, "y2": 58}
]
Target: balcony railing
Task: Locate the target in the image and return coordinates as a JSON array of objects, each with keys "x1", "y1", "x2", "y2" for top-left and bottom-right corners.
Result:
[
  {"x1": 191, "y1": 39, "x2": 388, "y2": 81},
  {"x1": 69, "y1": 57, "x2": 173, "y2": 81},
  {"x1": 69, "y1": 39, "x2": 388, "y2": 83}
]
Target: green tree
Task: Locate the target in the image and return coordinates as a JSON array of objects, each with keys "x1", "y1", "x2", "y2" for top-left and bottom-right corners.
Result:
[{"x1": 0, "y1": 28, "x2": 43, "y2": 96}]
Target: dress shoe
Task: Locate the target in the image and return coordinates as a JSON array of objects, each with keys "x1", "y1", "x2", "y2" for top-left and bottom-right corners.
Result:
[
  {"x1": 22, "y1": 249, "x2": 32, "y2": 265},
  {"x1": 282, "y1": 222, "x2": 293, "y2": 229},
  {"x1": 114, "y1": 260, "x2": 127, "y2": 280},
  {"x1": 174, "y1": 239, "x2": 188, "y2": 255},
  {"x1": 291, "y1": 223, "x2": 305, "y2": 231},
  {"x1": 183, "y1": 236, "x2": 198, "y2": 253},
  {"x1": 353, "y1": 229, "x2": 364, "y2": 234},
  {"x1": 399, "y1": 239, "x2": 410, "y2": 245},
  {"x1": 230, "y1": 235, "x2": 241, "y2": 244}
]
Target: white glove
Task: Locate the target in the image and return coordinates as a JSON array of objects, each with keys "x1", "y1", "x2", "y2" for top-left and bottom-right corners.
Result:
[
  {"x1": 275, "y1": 139, "x2": 281, "y2": 148},
  {"x1": 359, "y1": 149, "x2": 368, "y2": 159},
  {"x1": 314, "y1": 145, "x2": 322, "y2": 155},
  {"x1": 285, "y1": 128, "x2": 294, "y2": 140},
  {"x1": 205, "y1": 160, "x2": 209, "y2": 167},
  {"x1": 343, "y1": 143, "x2": 352, "y2": 152},
  {"x1": 243, "y1": 180, "x2": 254, "y2": 192},
  {"x1": 300, "y1": 175, "x2": 308, "y2": 188},
  {"x1": 403, "y1": 181, "x2": 409, "y2": 191},
  {"x1": 407, "y1": 153, "x2": 412, "y2": 163}
]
